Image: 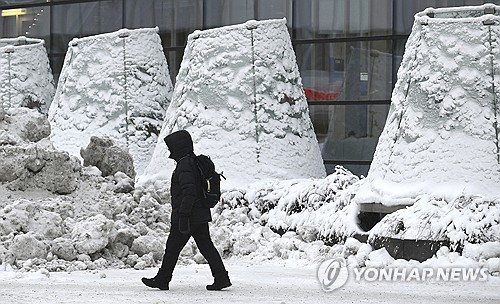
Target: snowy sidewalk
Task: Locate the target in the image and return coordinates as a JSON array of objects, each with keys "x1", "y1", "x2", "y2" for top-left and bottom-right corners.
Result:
[{"x1": 1, "y1": 261, "x2": 499, "y2": 304}]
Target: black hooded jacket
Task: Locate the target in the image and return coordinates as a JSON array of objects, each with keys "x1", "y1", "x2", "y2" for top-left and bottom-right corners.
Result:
[{"x1": 163, "y1": 130, "x2": 211, "y2": 224}]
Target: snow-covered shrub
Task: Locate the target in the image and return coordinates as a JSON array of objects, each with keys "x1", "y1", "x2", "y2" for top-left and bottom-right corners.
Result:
[
  {"x1": 462, "y1": 241, "x2": 500, "y2": 261},
  {"x1": 219, "y1": 166, "x2": 361, "y2": 244},
  {"x1": 368, "y1": 196, "x2": 500, "y2": 249}
]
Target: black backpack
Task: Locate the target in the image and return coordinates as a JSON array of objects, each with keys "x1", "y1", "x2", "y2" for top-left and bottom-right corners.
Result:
[{"x1": 194, "y1": 154, "x2": 225, "y2": 208}]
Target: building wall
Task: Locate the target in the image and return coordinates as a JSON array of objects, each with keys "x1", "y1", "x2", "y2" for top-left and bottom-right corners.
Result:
[{"x1": 1, "y1": 0, "x2": 498, "y2": 176}]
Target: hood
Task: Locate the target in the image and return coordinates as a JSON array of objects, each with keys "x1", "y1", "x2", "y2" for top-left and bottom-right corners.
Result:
[{"x1": 163, "y1": 130, "x2": 194, "y2": 161}]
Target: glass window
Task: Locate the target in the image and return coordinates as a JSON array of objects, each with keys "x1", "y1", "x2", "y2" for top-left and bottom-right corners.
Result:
[
  {"x1": 124, "y1": 0, "x2": 202, "y2": 48},
  {"x1": 393, "y1": 38, "x2": 406, "y2": 82},
  {"x1": 0, "y1": 6, "x2": 50, "y2": 44},
  {"x1": 51, "y1": 0, "x2": 123, "y2": 54},
  {"x1": 311, "y1": 103, "x2": 390, "y2": 171},
  {"x1": 203, "y1": 0, "x2": 255, "y2": 28},
  {"x1": 296, "y1": 40, "x2": 393, "y2": 102},
  {"x1": 293, "y1": 0, "x2": 393, "y2": 39},
  {"x1": 394, "y1": 0, "x2": 500, "y2": 35},
  {"x1": 204, "y1": 0, "x2": 292, "y2": 32},
  {"x1": 204, "y1": 0, "x2": 255, "y2": 28},
  {"x1": 255, "y1": 0, "x2": 291, "y2": 22},
  {"x1": 49, "y1": 53, "x2": 65, "y2": 84},
  {"x1": 164, "y1": 49, "x2": 184, "y2": 84}
]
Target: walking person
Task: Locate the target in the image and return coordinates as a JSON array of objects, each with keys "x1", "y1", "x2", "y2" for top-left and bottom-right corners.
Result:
[{"x1": 141, "y1": 130, "x2": 231, "y2": 291}]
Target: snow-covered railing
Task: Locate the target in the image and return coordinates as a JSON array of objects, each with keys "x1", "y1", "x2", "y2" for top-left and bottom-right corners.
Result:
[{"x1": 0, "y1": 36, "x2": 55, "y2": 115}]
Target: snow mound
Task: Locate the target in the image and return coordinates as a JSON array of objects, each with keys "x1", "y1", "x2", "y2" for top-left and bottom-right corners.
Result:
[
  {"x1": 48, "y1": 28, "x2": 173, "y2": 175},
  {"x1": 0, "y1": 164, "x2": 356, "y2": 272},
  {"x1": 0, "y1": 36, "x2": 55, "y2": 114},
  {"x1": 0, "y1": 108, "x2": 81, "y2": 194},
  {"x1": 354, "y1": 3, "x2": 500, "y2": 206},
  {"x1": 0, "y1": 107, "x2": 50, "y2": 145},
  {"x1": 139, "y1": 19, "x2": 325, "y2": 189},
  {"x1": 80, "y1": 136, "x2": 136, "y2": 179}
]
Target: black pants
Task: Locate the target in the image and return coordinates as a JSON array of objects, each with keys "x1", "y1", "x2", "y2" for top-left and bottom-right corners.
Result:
[{"x1": 157, "y1": 222, "x2": 227, "y2": 281}]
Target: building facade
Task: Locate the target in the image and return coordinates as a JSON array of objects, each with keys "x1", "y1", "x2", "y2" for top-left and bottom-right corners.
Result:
[{"x1": 1, "y1": 0, "x2": 498, "y2": 176}]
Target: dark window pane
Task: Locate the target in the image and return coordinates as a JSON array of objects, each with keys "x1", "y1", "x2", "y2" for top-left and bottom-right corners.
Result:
[
  {"x1": 124, "y1": 0, "x2": 202, "y2": 48},
  {"x1": 293, "y1": 0, "x2": 392, "y2": 39},
  {"x1": 296, "y1": 40, "x2": 393, "y2": 102},
  {"x1": 164, "y1": 49, "x2": 184, "y2": 85},
  {"x1": 256, "y1": 0, "x2": 291, "y2": 21},
  {"x1": 394, "y1": 0, "x2": 500, "y2": 35},
  {"x1": 49, "y1": 53, "x2": 65, "y2": 84},
  {"x1": 204, "y1": 0, "x2": 255, "y2": 28},
  {"x1": 310, "y1": 103, "x2": 389, "y2": 161},
  {"x1": 51, "y1": 1, "x2": 123, "y2": 54},
  {"x1": 0, "y1": 6, "x2": 50, "y2": 45},
  {"x1": 393, "y1": 38, "x2": 406, "y2": 84}
]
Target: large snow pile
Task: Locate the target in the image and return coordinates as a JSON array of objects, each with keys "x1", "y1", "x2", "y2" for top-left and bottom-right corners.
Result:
[
  {"x1": 0, "y1": 108, "x2": 81, "y2": 194},
  {"x1": 354, "y1": 4, "x2": 500, "y2": 206},
  {"x1": 0, "y1": 167, "x2": 356, "y2": 273},
  {"x1": 139, "y1": 19, "x2": 325, "y2": 189},
  {"x1": 0, "y1": 109, "x2": 358, "y2": 274},
  {"x1": 0, "y1": 37, "x2": 55, "y2": 114},
  {"x1": 48, "y1": 28, "x2": 173, "y2": 175}
]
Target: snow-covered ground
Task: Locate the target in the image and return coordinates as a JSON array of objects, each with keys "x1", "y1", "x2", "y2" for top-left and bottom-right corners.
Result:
[{"x1": 0, "y1": 261, "x2": 499, "y2": 304}]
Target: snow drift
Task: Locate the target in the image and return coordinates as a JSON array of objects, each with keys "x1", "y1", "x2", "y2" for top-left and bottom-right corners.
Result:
[
  {"x1": 0, "y1": 108, "x2": 81, "y2": 194},
  {"x1": 48, "y1": 27, "x2": 173, "y2": 175},
  {"x1": 354, "y1": 4, "x2": 500, "y2": 207},
  {"x1": 0, "y1": 36, "x2": 55, "y2": 114},
  {"x1": 139, "y1": 19, "x2": 325, "y2": 189}
]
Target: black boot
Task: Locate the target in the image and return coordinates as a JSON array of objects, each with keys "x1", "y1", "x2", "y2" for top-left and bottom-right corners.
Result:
[
  {"x1": 141, "y1": 276, "x2": 169, "y2": 290},
  {"x1": 206, "y1": 275, "x2": 232, "y2": 291}
]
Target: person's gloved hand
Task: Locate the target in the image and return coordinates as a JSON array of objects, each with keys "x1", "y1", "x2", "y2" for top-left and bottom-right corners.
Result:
[{"x1": 179, "y1": 216, "x2": 190, "y2": 235}]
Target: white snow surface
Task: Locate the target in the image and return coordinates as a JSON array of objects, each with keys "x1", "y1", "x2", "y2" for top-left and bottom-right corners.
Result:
[
  {"x1": 0, "y1": 36, "x2": 55, "y2": 114},
  {"x1": 48, "y1": 28, "x2": 173, "y2": 175},
  {"x1": 139, "y1": 19, "x2": 325, "y2": 190},
  {"x1": 0, "y1": 261, "x2": 499, "y2": 304},
  {"x1": 354, "y1": 3, "x2": 500, "y2": 206}
]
